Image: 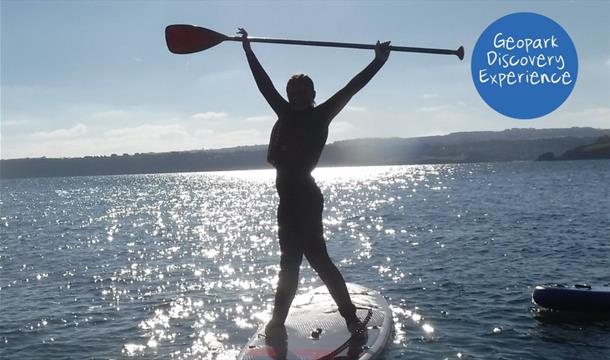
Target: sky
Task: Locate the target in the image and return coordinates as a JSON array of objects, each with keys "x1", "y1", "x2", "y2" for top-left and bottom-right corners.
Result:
[{"x1": 1, "y1": 0, "x2": 609, "y2": 159}]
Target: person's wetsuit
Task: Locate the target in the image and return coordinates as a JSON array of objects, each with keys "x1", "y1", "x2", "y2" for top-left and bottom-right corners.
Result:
[{"x1": 243, "y1": 41, "x2": 387, "y2": 327}]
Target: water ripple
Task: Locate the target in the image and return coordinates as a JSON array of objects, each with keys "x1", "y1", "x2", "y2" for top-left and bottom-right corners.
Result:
[{"x1": 1, "y1": 162, "x2": 609, "y2": 359}]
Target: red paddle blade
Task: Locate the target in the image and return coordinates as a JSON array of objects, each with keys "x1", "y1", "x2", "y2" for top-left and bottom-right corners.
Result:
[{"x1": 165, "y1": 25, "x2": 228, "y2": 54}]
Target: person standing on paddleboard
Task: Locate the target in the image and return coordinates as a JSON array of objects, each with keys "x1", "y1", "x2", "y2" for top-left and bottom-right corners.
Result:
[{"x1": 239, "y1": 27, "x2": 390, "y2": 339}]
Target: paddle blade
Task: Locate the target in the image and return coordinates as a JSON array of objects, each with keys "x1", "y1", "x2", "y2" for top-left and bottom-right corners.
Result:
[{"x1": 165, "y1": 25, "x2": 228, "y2": 54}]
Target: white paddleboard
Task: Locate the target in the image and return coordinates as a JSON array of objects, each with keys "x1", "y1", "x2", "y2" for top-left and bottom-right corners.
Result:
[{"x1": 238, "y1": 283, "x2": 392, "y2": 360}]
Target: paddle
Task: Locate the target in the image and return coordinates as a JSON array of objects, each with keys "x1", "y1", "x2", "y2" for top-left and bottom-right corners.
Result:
[{"x1": 165, "y1": 25, "x2": 464, "y2": 60}]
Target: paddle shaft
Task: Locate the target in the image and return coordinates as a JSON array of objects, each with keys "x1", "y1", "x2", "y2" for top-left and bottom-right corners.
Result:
[
  {"x1": 226, "y1": 36, "x2": 463, "y2": 59},
  {"x1": 165, "y1": 25, "x2": 464, "y2": 59}
]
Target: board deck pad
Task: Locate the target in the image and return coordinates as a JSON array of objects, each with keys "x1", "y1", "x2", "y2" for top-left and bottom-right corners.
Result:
[{"x1": 238, "y1": 283, "x2": 392, "y2": 360}]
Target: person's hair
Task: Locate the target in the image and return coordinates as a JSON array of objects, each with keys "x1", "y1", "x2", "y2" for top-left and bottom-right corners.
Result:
[
  {"x1": 286, "y1": 74, "x2": 315, "y2": 106},
  {"x1": 286, "y1": 74, "x2": 314, "y2": 93}
]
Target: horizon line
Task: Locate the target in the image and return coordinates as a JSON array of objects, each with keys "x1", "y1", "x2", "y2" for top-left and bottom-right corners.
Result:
[{"x1": 1, "y1": 126, "x2": 608, "y2": 161}]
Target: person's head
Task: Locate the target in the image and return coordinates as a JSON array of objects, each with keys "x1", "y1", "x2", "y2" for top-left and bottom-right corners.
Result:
[{"x1": 286, "y1": 74, "x2": 315, "y2": 111}]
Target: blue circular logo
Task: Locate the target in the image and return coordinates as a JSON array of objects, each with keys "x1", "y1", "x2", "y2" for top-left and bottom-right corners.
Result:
[{"x1": 471, "y1": 12, "x2": 578, "y2": 119}]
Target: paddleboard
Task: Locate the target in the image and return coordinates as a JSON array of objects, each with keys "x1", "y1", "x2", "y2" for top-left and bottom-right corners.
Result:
[
  {"x1": 532, "y1": 284, "x2": 610, "y2": 312},
  {"x1": 238, "y1": 283, "x2": 392, "y2": 360}
]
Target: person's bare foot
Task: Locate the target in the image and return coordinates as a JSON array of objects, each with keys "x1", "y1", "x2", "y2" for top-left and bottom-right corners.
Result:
[
  {"x1": 347, "y1": 319, "x2": 368, "y2": 340},
  {"x1": 265, "y1": 321, "x2": 287, "y2": 342}
]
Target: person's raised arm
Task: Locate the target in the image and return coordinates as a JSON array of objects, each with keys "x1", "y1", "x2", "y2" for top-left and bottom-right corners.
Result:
[
  {"x1": 238, "y1": 28, "x2": 287, "y2": 115},
  {"x1": 319, "y1": 41, "x2": 391, "y2": 126}
]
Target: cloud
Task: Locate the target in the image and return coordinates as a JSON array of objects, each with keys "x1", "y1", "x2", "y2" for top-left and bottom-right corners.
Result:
[
  {"x1": 327, "y1": 121, "x2": 358, "y2": 143},
  {"x1": 105, "y1": 124, "x2": 190, "y2": 142},
  {"x1": 89, "y1": 109, "x2": 135, "y2": 120},
  {"x1": 194, "y1": 129, "x2": 214, "y2": 137},
  {"x1": 4, "y1": 101, "x2": 275, "y2": 158},
  {"x1": 7, "y1": 101, "x2": 606, "y2": 160},
  {"x1": 31, "y1": 124, "x2": 88, "y2": 140},
  {"x1": 421, "y1": 93, "x2": 439, "y2": 99},
  {"x1": 194, "y1": 128, "x2": 268, "y2": 149},
  {"x1": 1, "y1": 119, "x2": 29, "y2": 127},
  {"x1": 414, "y1": 104, "x2": 454, "y2": 113},
  {"x1": 330, "y1": 121, "x2": 355, "y2": 134},
  {"x1": 3, "y1": 119, "x2": 273, "y2": 159},
  {"x1": 345, "y1": 105, "x2": 367, "y2": 112},
  {"x1": 606, "y1": 57, "x2": 610, "y2": 66},
  {"x1": 580, "y1": 107, "x2": 610, "y2": 117},
  {"x1": 191, "y1": 112, "x2": 228, "y2": 120},
  {"x1": 100, "y1": 123, "x2": 206, "y2": 154},
  {"x1": 85, "y1": 106, "x2": 183, "y2": 125},
  {"x1": 244, "y1": 115, "x2": 275, "y2": 123},
  {"x1": 556, "y1": 107, "x2": 610, "y2": 127}
]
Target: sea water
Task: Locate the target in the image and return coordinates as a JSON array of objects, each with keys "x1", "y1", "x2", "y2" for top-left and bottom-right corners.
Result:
[{"x1": 1, "y1": 161, "x2": 609, "y2": 359}]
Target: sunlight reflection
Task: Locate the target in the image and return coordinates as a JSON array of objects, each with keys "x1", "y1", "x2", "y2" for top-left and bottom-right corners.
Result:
[
  {"x1": 422, "y1": 323, "x2": 435, "y2": 334},
  {"x1": 312, "y1": 165, "x2": 390, "y2": 182},
  {"x1": 122, "y1": 343, "x2": 146, "y2": 356},
  {"x1": 106, "y1": 164, "x2": 461, "y2": 358},
  {"x1": 207, "y1": 168, "x2": 275, "y2": 182}
]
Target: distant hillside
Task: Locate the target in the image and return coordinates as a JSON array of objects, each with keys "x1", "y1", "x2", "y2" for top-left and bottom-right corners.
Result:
[
  {"x1": 537, "y1": 135, "x2": 610, "y2": 161},
  {"x1": 2, "y1": 127, "x2": 610, "y2": 179}
]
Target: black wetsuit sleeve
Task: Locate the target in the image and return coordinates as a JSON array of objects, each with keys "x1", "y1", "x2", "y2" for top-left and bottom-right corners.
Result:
[
  {"x1": 244, "y1": 47, "x2": 288, "y2": 115},
  {"x1": 318, "y1": 58, "x2": 386, "y2": 126}
]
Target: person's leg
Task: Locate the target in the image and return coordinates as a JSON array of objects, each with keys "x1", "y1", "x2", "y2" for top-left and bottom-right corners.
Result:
[
  {"x1": 268, "y1": 238, "x2": 302, "y2": 327},
  {"x1": 268, "y1": 200, "x2": 304, "y2": 329},
  {"x1": 302, "y1": 186, "x2": 359, "y2": 325},
  {"x1": 304, "y1": 238, "x2": 358, "y2": 324}
]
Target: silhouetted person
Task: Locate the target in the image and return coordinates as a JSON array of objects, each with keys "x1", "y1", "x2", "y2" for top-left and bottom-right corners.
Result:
[{"x1": 239, "y1": 27, "x2": 390, "y2": 339}]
